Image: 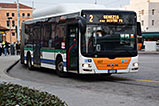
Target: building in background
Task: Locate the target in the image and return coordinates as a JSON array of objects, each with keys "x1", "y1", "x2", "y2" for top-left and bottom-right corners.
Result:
[
  {"x1": 0, "y1": 2, "x2": 33, "y2": 43},
  {"x1": 0, "y1": 26, "x2": 8, "y2": 42},
  {"x1": 123, "y1": 0, "x2": 159, "y2": 41}
]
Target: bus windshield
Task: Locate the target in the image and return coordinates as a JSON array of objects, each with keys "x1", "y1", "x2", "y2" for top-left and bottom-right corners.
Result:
[
  {"x1": 81, "y1": 24, "x2": 137, "y2": 58},
  {"x1": 81, "y1": 10, "x2": 137, "y2": 58}
]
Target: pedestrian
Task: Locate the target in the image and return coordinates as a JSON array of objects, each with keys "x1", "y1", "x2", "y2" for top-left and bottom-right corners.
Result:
[
  {"x1": 10, "y1": 42, "x2": 15, "y2": 55},
  {"x1": 5, "y1": 41, "x2": 10, "y2": 55},
  {"x1": 4, "y1": 44, "x2": 7, "y2": 56},
  {"x1": 0, "y1": 41, "x2": 2, "y2": 56},
  {"x1": 2, "y1": 40, "x2": 5, "y2": 55},
  {"x1": 16, "y1": 41, "x2": 20, "y2": 55}
]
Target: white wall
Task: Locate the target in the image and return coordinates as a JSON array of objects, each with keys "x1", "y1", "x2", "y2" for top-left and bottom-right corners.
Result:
[
  {"x1": 150, "y1": 0, "x2": 159, "y2": 2},
  {"x1": 144, "y1": 41, "x2": 156, "y2": 51},
  {"x1": 148, "y1": 2, "x2": 159, "y2": 32},
  {"x1": 122, "y1": 0, "x2": 159, "y2": 32}
]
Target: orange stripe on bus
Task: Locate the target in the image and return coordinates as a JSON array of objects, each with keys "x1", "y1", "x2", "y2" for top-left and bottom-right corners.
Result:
[{"x1": 93, "y1": 57, "x2": 131, "y2": 70}]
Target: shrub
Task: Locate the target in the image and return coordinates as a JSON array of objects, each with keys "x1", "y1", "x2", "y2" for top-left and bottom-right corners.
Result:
[{"x1": 0, "y1": 83, "x2": 67, "y2": 106}]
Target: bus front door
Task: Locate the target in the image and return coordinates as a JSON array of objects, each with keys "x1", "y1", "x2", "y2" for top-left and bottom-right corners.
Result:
[{"x1": 67, "y1": 25, "x2": 79, "y2": 72}]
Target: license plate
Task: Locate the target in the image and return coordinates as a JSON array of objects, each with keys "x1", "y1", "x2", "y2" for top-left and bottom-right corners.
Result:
[{"x1": 108, "y1": 70, "x2": 117, "y2": 73}]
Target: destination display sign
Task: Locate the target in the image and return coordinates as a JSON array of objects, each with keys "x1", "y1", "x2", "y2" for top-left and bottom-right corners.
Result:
[
  {"x1": 87, "y1": 14, "x2": 123, "y2": 23},
  {"x1": 82, "y1": 11, "x2": 136, "y2": 24},
  {"x1": 99, "y1": 15, "x2": 123, "y2": 23}
]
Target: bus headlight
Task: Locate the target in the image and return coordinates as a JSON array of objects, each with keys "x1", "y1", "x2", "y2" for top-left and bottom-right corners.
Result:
[
  {"x1": 82, "y1": 63, "x2": 92, "y2": 68},
  {"x1": 133, "y1": 62, "x2": 138, "y2": 67}
]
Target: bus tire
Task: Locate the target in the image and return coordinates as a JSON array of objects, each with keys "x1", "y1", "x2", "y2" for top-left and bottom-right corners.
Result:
[
  {"x1": 27, "y1": 54, "x2": 34, "y2": 70},
  {"x1": 100, "y1": 73, "x2": 112, "y2": 77},
  {"x1": 105, "y1": 73, "x2": 112, "y2": 76},
  {"x1": 56, "y1": 58, "x2": 68, "y2": 77}
]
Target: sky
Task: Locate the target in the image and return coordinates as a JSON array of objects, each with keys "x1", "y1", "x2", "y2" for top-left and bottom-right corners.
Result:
[{"x1": 0, "y1": 0, "x2": 130, "y2": 10}]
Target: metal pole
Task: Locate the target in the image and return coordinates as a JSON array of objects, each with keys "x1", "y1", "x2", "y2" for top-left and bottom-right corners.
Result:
[
  {"x1": 9, "y1": 19, "x2": 11, "y2": 43},
  {"x1": 17, "y1": 0, "x2": 20, "y2": 42},
  {"x1": 32, "y1": 0, "x2": 34, "y2": 9},
  {"x1": 95, "y1": 0, "x2": 97, "y2": 4}
]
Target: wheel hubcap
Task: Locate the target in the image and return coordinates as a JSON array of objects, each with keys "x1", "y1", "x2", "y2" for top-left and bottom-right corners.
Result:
[
  {"x1": 28, "y1": 58, "x2": 31, "y2": 68},
  {"x1": 58, "y1": 62, "x2": 63, "y2": 72}
]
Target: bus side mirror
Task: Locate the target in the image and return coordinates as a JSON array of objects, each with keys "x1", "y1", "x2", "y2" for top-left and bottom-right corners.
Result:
[
  {"x1": 137, "y1": 22, "x2": 142, "y2": 36},
  {"x1": 78, "y1": 17, "x2": 86, "y2": 34}
]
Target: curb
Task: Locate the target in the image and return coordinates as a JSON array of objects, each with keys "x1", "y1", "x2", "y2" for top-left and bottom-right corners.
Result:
[
  {"x1": 4, "y1": 59, "x2": 20, "y2": 74},
  {"x1": 139, "y1": 52, "x2": 159, "y2": 54},
  {"x1": 138, "y1": 50, "x2": 159, "y2": 54}
]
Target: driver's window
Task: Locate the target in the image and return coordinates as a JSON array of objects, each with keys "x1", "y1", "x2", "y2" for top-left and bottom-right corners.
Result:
[{"x1": 69, "y1": 26, "x2": 78, "y2": 45}]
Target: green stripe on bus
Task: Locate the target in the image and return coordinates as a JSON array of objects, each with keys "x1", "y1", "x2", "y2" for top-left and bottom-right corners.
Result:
[
  {"x1": 24, "y1": 48, "x2": 66, "y2": 53},
  {"x1": 24, "y1": 48, "x2": 33, "y2": 51},
  {"x1": 41, "y1": 49, "x2": 66, "y2": 53}
]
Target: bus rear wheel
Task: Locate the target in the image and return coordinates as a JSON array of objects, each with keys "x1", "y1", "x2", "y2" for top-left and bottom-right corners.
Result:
[
  {"x1": 56, "y1": 58, "x2": 68, "y2": 77},
  {"x1": 27, "y1": 55, "x2": 34, "y2": 70}
]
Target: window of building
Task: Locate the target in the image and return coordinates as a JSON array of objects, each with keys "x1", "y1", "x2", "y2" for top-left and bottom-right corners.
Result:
[
  {"x1": 12, "y1": 13, "x2": 15, "y2": 17},
  {"x1": 141, "y1": 20, "x2": 144, "y2": 26},
  {"x1": 22, "y1": 13, "x2": 25, "y2": 17},
  {"x1": 6, "y1": 13, "x2": 9, "y2": 17},
  {"x1": 12, "y1": 20, "x2": 15, "y2": 27},
  {"x1": 27, "y1": 13, "x2": 30, "y2": 17},
  {"x1": 152, "y1": 9, "x2": 155, "y2": 15},
  {"x1": 152, "y1": 20, "x2": 154, "y2": 26},
  {"x1": 7, "y1": 21, "x2": 10, "y2": 27},
  {"x1": 12, "y1": 32, "x2": 15, "y2": 36},
  {"x1": 141, "y1": 10, "x2": 144, "y2": 15}
]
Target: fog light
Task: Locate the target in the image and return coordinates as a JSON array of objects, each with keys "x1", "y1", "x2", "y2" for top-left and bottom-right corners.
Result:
[
  {"x1": 82, "y1": 63, "x2": 92, "y2": 68},
  {"x1": 133, "y1": 62, "x2": 138, "y2": 67}
]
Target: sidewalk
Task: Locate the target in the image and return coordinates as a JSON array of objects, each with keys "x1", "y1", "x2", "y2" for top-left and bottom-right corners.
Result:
[
  {"x1": 0, "y1": 55, "x2": 20, "y2": 81},
  {"x1": 138, "y1": 50, "x2": 159, "y2": 54}
]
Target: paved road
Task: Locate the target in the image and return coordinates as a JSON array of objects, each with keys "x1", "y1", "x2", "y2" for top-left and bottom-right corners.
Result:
[{"x1": 8, "y1": 54, "x2": 159, "y2": 106}]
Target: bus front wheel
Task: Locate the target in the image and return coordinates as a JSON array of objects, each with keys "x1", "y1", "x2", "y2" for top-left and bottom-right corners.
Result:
[{"x1": 56, "y1": 58, "x2": 68, "y2": 77}]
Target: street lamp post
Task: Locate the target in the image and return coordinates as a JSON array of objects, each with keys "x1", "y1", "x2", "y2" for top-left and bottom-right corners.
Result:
[
  {"x1": 95, "y1": 0, "x2": 97, "y2": 4},
  {"x1": 17, "y1": 0, "x2": 20, "y2": 42},
  {"x1": 8, "y1": 17, "x2": 12, "y2": 43}
]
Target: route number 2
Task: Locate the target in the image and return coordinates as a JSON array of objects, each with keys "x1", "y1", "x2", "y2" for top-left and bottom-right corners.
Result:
[{"x1": 89, "y1": 15, "x2": 94, "y2": 23}]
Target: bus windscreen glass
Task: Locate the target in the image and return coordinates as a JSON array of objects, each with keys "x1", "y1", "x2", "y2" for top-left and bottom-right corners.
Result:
[{"x1": 81, "y1": 10, "x2": 137, "y2": 58}]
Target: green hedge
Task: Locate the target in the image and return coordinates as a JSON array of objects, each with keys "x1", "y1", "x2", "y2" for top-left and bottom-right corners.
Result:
[{"x1": 0, "y1": 83, "x2": 67, "y2": 106}]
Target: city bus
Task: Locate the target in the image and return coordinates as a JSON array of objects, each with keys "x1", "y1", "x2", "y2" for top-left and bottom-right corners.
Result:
[{"x1": 21, "y1": 4, "x2": 141, "y2": 77}]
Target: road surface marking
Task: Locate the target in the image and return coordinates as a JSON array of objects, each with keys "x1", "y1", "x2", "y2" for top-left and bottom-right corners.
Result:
[
  {"x1": 126, "y1": 78, "x2": 159, "y2": 83},
  {"x1": 111, "y1": 76, "x2": 159, "y2": 83}
]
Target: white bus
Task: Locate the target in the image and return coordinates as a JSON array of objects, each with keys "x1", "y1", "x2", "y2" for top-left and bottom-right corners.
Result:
[{"x1": 21, "y1": 4, "x2": 141, "y2": 77}]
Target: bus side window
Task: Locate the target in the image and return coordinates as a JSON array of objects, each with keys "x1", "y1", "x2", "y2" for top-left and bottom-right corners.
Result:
[
  {"x1": 41, "y1": 22, "x2": 52, "y2": 48},
  {"x1": 24, "y1": 24, "x2": 34, "y2": 46},
  {"x1": 54, "y1": 24, "x2": 66, "y2": 49},
  {"x1": 51, "y1": 24, "x2": 56, "y2": 48}
]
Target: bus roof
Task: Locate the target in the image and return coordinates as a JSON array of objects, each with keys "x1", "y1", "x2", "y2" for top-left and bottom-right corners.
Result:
[
  {"x1": 33, "y1": 3, "x2": 106, "y2": 19},
  {"x1": 24, "y1": 4, "x2": 135, "y2": 24}
]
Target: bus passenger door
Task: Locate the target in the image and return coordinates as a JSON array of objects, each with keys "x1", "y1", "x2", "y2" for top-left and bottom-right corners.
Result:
[
  {"x1": 33, "y1": 26, "x2": 41, "y2": 66},
  {"x1": 67, "y1": 25, "x2": 79, "y2": 72}
]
